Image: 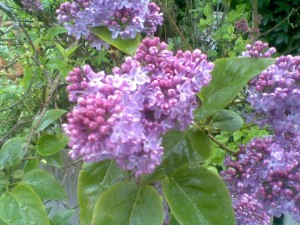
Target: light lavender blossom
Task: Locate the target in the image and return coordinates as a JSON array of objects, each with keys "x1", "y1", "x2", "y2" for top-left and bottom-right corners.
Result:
[
  {"x1": 247, "y1": 55, "x2": 300, "y2": 135},
  {"x1": 56, "y1": 0, "x2": 163, "y2": 49}
]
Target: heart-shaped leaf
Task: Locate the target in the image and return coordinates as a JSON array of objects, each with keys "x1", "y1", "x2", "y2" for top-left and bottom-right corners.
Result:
[
  {"x1": 78, "y1": 161, "x2": 127, "y2": 225},
  {"x1": 0, "y1": 184, "x2": 49, "y2": 225},
  {"x1": 92, "y1": 182, "x2": 163, "y2": 225},
  {"x1": 20, "y1": 169, "x2": 67, "y2": 200},
  {"x1": 212, "y1": 109, "x2": 244, "y2": 131},
  {"x1": 162, "y1": 165, "x2": 236, "y2": 225}
]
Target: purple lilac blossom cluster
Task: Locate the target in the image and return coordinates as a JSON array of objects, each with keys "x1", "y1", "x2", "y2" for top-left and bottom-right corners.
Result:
[
  {"x1": 21, "y1": 0, "x2": 44, "y2": 12},
  {"x1": 222, "y1": 136, "x2": 300, "y2": 223},
  {"x1": 234, "y1": 18, "x2": 249, "y2": 33},
  {"x1": 63, "y1": 37, "x2": 214, "y2": 176},
  {"x1": 232, "y1": 193, "x2": 270, "y2": 225},
  {"x1": 56, "y1": 0, "x2": 163, "y2": 49},
  {"x1": 221, "y1": 41, "x2": 300, "y2": 224}
]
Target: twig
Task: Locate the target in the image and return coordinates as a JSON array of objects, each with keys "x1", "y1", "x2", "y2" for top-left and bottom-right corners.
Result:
[
  {"x1": 0, "y1": 75, "x2": 35, "y2": 112},
  {"x1": 0, "y1": 119, "x2": 29, "y2": 144},
  {"x1": 23, "y1": 76, "x2": 60, "y2": 155},
  {"x1": 157, "y1": 0, "x2": 192, "y2": 51},
  {"x1": 207, "y1": 133, "x2": 236, "y2": 154},
  {"x1": 258, "y1": 7, "x2": 300, "y2": 38}
]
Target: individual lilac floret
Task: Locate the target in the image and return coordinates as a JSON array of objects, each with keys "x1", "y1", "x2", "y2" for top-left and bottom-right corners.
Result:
[
  {"x1": 232, "y1": 193, "x2": 270, "y2": 225},
  {"x1": 242, "y1": 41, "x2": 276, "y2": 58},
  {"x1": 21, "y1": 0, "x2": 44, "y2": 12},
  {"x1": 247, "y1": 55, "x2": 300, "y2": 135},
  {"x1": 221, "y1": 136, "x2": 300, "y2": 221},
  {"x1": 56, "y1": 0, "x2": 163, "y2": 49}
]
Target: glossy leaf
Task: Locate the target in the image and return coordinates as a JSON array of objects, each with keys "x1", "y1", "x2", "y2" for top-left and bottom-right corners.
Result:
[
  {"x1": 162, "y1": 165, "x2": 236, "y2": 225},
  {"x1": 0, "y1": 184, "x2": 49, "y2": 225},
  {"x1": 195, "y1": 57, "x2": 275, "y2": 119},
  {"x1": 0, "y1": 218, "x2": 6, "y2": 225},
  {"x1": 0, "y1": 137, "x2": 25, "y2": 170},
  {"x1": 36, "y1": 134, "x2": 68, "y2": 156},
  {"x1": 24, "y1": 159, "x2": 39, "y2": 173},
  {"x1": 78, "y1": 161, "x2": 127, "y2": 225},
  {"x1": 35, "y1": 109, "x2": 67, "y2": 133},
  {"x1": 51, "y1": 209, "x2": 75, "y2": 225},
  {"x1": 41, "y1": 152, "x2": 63, "y2": 168},
  {"x1": 162, "y1": 130, "x2": 211, "y2": 174},
  {"x1": 212, "y1": 109, "x2": 244, "y2": 131},
  {"x1": 20, "y1": 169, "x2": 66, "y2": 200},
  {"x1": 92, "y1": 182, "x2": 164, "y2": 225},
  {"x1": 169, "y1": 214, "x2": 180, "y2": 225},
  {"x1": 89, "y1": 26, "x2": 140, "y2": 55},
  {"x1": 44, "y1": 26, "x2": 66, "y2": 39},
  {"x1": 186, "y1": 129, "x2": 211, "y2": 161}
]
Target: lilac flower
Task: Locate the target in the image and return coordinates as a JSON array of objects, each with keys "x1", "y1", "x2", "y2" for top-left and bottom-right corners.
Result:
[
  {"x1": 21, "y1": 0, "x2": 44, "y2": 12},
  {"x1": 247, "y1": 55, "x2": 300, "y2": 135},
  {"x1": 242, "y1": 41, "x2": 276, "y2": 58},
  {"x1": 56, "y1": 0, "x2": 163, "y2": 49},
  {"x1": 64, "y1": 37, "x2": 214, "y2": 176},
  {"x1": 221, "y1": 136, "x2": 300, "y2": 221},
  {"x1": 235, "y1": 18, "x2": 250, "y2": 33}
]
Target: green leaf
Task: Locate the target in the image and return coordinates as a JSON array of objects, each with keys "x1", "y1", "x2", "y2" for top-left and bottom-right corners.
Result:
[
  {"x1": 36, "y1": 134, "x2": 68, "y2": 156},
  {"x1": 0, "y1": 218, "x2": 7, "y2": 225},
  {"x1": 212, "y1": 109, "x2": 244, "y2": 131},
  {"x1": 195, "y1": 58, "x2": 275, "y2": 119},
  {"x1": 54, "y1": 42, "x2": 67, "y2": 59},
  {"x1": 169, "y1": 214, "x2": 180, "y2": 225},
  {"x1": 162, "y1": 129, "x2": 211, "y2": 174},
  {"x1": 65, "y1": 44, "x2": 80, "y2": 57},
  {"x1": 11, "y1": 170, "x2": 24, "y2": 179},
  {"x1": 0, "y1": 184, "x2": 49, "y2": 225},
  {"x1": 78, "y1": 161, "x2": 127, "y2": 225},
  {"x1": 44, "y1": 26, "x2": 67, "y2": 39},
  {"x1": 0, "y1": 137, "x2": 25, "y2": 169},
  {"x1": 227, "y1": 24, "x2": 234, "y2": 35},
  {"x1": 162, "y1": 165, "x2": 236, "y2": 225},
  {"x1": 35, "y1": 109, "x2": 67, "y2": 133},
  {"x1": 92, "y1": 182, "x2": 164, "y2": 225},
  {"x1": 41, "y1": 152, "x2": 63, "y2": 168},
  {"x1": 51, "y1": 209, "x2": 75, "y2": 225},
  {"x1": 89, "y1": 26, "x2": 140, "y2": 55},
  {"x1": 20, "y1": 169, "x2": 66, "y2": 200},
  {"x1": 24, "y1": 159, "x2": 39, "y2": 173},
  {"x1": 186, "y1": 129, "x2": 211, "y2": 161}
]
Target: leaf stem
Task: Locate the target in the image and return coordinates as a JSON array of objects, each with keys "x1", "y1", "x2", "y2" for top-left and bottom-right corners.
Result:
[{"x1": 207, "y1": 133, "x2": 236, "y2": 154}]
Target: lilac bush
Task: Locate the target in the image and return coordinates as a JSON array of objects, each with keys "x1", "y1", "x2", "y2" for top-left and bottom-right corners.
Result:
[
  {"x1": 63, "y1": 37, "x2": 214, "y2": 176},
  {"x1": 56, "y1": 0, "x2": 163, "y2": 49}
]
